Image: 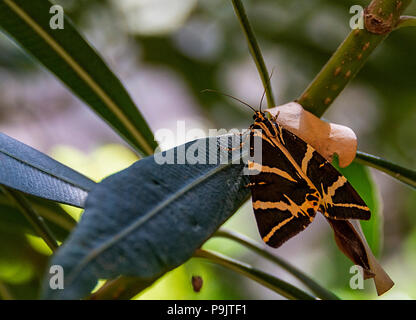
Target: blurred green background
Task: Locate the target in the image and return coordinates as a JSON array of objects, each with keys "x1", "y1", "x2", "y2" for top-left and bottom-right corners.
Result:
[{"x1": 0, "y1": 0, "x2": 415, "y2": 299}]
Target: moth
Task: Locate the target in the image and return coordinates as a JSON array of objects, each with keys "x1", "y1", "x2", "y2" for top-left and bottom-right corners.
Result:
[
  {"x1": 202, "y1": 89, "x2": 371, "y2": 248},
  {"x1": 247, "y1": 110, "x2": 370, "y2": 248}
]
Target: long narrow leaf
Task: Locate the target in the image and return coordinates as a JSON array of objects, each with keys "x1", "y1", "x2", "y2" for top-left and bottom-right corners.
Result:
[
  {"x1": 0, "y1": 132, "x2": 95, "y2": 207},
  {"x1": 0, "y1": 0, "x2": 157, "y2": 156},
  {"x1": 42, "y1": 135, "x2": 251, "y2": 299}
]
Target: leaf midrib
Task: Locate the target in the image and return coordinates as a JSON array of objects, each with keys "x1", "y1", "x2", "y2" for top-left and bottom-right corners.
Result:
[{"x1": 0, "y1": 148, "x2": 92, "y2": 194}]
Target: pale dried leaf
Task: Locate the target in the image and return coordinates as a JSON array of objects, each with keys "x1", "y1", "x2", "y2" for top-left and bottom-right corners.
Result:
[
  {"x1": 350, "y1": 220, "x2": 394, "y2": 296},
  {"x1": 266, "y1": 102, "x2": 357, "y2": 167}
]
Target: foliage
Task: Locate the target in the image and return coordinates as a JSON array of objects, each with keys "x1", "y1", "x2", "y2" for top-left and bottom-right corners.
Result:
[{"x1": 0, "y1": 0, "x2": 415, "y2": 300}]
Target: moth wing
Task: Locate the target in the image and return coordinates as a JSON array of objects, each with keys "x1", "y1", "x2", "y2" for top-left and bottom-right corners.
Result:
[
  {"x1": 249, "y1": 125, "x2": 319, "y2": 248},
  {"x1": 250, "y1": 189, "x2": 316, "y2": 248},
  {"x1": 277, "y1": 125, "x2": 370, "y2": 221}
]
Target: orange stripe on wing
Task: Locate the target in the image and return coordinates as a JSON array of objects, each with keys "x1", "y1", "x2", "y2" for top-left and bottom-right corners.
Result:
[
  {"x1": 263, "y1": 216, "x2": 295, "y2": 243},
  {"x1": 333, "y1": 203, "x2": 370, "y2": 211},
  {"x1": 248, "y1": 161, "x2": 298, "y2": 182}
]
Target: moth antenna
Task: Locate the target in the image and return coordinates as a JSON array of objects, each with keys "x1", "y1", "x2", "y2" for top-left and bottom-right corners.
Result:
[
  {"x1": 201, "y1": 89, "x2": 257, "y2": 113},
  {"x1": 259, "y1": 67, "x2": 276, "y2": 113},
  {"x1": 258, "y1": 88, "x2": 266, "y2": 113}
]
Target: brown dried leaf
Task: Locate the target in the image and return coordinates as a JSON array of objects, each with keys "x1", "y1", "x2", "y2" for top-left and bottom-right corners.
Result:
[
  {"x1": 327, "y1": 219, "x2": 374, "y2": 279},
  {"x1": 266, "y1": 102, "x2": 357, "y2": 167},
  {"x1": 350, "y1": 220, "x2": 394, "y2": 296},
  {"x1": 327, "y1": 219, "x2": 394, "y2": 296}
]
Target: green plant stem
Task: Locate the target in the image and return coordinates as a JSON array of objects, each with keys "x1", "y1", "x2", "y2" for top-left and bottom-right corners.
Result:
[
  {"x1": 1, "y1": 186, "x2": 59, "y2": 252},
  {"x1": 89, "y1": 244, "x2": 319, "y2": 300},
  {"x1": 294, "y1": 0, "x2": 415, "y2": 188},
  {"x1": 0, "y1": 192, "x2": 77, "y2": 232},
  {"x1": 395, "y1": 15, "x2": 416, "y2": 29},
  {"x1": 355, "y1": 151, "x2": 416, "y2": 189},
  {"x1": 214, "y1": 228, "x2": 339, "y2": 300},
  {"x1": 297, "y1": 0, "x2": 411, "y2": 117},
  {"x1": 88, "y1": 276, "x2": 157, "y2": 300},
  {"x1": 194, "y1": 248, "x2": 317, "y2": 300},
  {"x1": 231, "y1": 0, "x2": 275, "y2": 108}
]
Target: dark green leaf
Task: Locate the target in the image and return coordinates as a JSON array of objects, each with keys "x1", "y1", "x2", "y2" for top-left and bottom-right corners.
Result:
[
  {"x1": 0, "y1": 0, "x2": 157, "y2": 156},
  {"x1": 42, "y1": 135, "x2": 250, "y2": 299},
  {"x1": 0, "y1": 191, "x2": 75, "y2": 242},
  {"x1": 0, "y1": 132, "x2": 95, "y2": 207}
]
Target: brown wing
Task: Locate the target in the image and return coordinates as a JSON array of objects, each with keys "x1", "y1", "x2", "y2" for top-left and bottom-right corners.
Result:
[
  {"x1": 248, "y1": 120, "x2": 320, "y2": 248},
  {"x1": 277, "y1": 125, "x2": 370, "y2": 221}
]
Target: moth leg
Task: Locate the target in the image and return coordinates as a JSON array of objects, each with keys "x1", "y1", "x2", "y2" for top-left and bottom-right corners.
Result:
[
  {"x1": 244, "y1": 181, "x2": 267, "y2": 188},
  {"x1": 269, "y1": 111, "x2": 280, "y2": 122}
]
